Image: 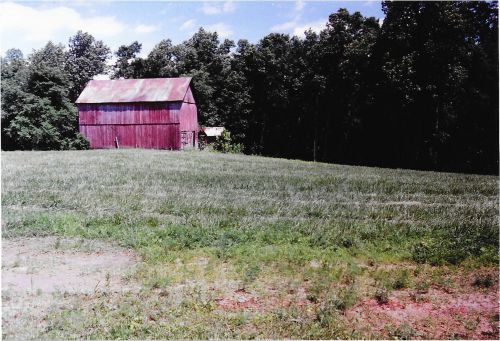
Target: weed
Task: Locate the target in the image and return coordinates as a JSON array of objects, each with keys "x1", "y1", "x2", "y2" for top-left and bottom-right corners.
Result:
[
  {"x1": 320, "y1": 286, "x2": 358, "y2": 314},
  {"x1": 307, "y1": 283, "x2": 325, "y2": 303},
  {"x1": 145, "y1": 271, "x2": 171, "y2": 289},
  {"x1": 392, "y1": 269, "x2": 410, "y2": 289},
  {"x1": 146, "y1": 217, "x2": 160, "y2": 228},
  {"x1": 242, "y1": 263, "x2": 260, "y2": 287},
  {"x1": 388, "y1": 323, "x2": 417, "y2": 340},
  {"x1": 409, "y1": 291, "x2": 427, "y2": 303},
  {"x1": 374, "y1": 287, "x2": 389, "y2": 304},
  {"x1": 473, "y1": 274, "x2": 494, "y2": 288}
]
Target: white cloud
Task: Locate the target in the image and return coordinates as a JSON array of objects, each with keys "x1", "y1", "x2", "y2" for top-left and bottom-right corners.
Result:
[
  {"x1": 201, "y1": 3, "x2": 220, "y2": 15},
  {"x1": 205, "y1": 23, "x2": 233, "y2": 39},
  {"x1": 180, "y1": 19, "x2": 231, "y2": 39},
  {"x1": 294, "y1": 0, "x2": 305, "y2": 12},
  {"x1": 0, "y1": 2, "x2": 125, "y2": 47},
  {"x1": 293, "y1": 20, "x2": 326, "y2": 37},
  {"x1": 271, "y1": 17, "x2": 326, "y2": 38},
  {"x1": 271, "y1": 21, "x2": 298, "y2": 32},
  {"x1": 223, "y1": 1, "x2": 236, "y2": 13},
  {"x1": 180, "y1": 19, "x2": 197, "y2": 31},
  {"x1": 134, "y1": 24, "x2": 159, "y2": 34},
  {"x1": 137, "y1": 41, "x2": 155, "y2": 58},
  {"x1": 271, "y1": 0, "x2": 320, "y2": 37},
  {"x1": 200, "y1": 1, "x2": 236, "y2": 16}
]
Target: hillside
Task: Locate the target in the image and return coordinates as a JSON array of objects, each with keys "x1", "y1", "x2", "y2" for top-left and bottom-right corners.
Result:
[{"x1": 2, "y1": 150, "x2": 498, "y2": 339}]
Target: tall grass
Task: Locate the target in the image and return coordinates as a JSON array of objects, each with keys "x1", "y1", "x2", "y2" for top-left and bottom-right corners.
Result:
[
  {"x1": 3, "y1": 149, "x2": 497, "y2": 265},
  {"x1": 2, "y1": 149, "x2": 498, "y2": 339}
]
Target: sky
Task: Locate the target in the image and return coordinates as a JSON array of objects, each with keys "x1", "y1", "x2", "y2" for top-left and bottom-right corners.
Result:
[{"x1": 0, "y1": 1, "x2": 385, "y2": 58}]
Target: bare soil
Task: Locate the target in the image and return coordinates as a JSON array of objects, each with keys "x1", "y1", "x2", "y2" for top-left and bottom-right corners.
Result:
[
  {"x1": 346, "y1": 270, "x2": 500, "y2": 339},
  {"x1": 2, "y1": 237, "x2": 139, "y2": 339}
]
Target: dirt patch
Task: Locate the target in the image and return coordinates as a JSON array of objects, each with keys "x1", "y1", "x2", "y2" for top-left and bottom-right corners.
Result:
[
  {"x1": 214, "y1": 284, "x2": 315, "y2": 315},
  {"x1": 346, "y1": 285, "x2": 499, "y2": 339},
  {"x1": 2, "y1": 237, "x2": 140, "y2": 339}
]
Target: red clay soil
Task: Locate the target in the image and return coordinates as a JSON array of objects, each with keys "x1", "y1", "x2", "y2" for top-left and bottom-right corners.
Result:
[
  {"x1": 346, "y1": 285, "x2": 499, "y2": 339},
  {"x1": 214, "y1": 269, "x2": 499, "y2": 339},
  {"x1": 214, "y1": 287, "x2": 314, "y2": 313}
]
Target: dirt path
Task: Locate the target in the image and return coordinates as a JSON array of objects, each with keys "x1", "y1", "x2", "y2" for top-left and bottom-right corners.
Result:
[{"x1": 2, "y1": 237, "x2": 140, "y2": 339}]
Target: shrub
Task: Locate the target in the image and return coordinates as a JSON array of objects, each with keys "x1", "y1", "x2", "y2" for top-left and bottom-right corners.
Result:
[
  {"x1": 212, "y1": 130, "x2": 243, "y2": 154},
  {"x1": 61, "y1": 133, "x2": 90, "y2": 150}
]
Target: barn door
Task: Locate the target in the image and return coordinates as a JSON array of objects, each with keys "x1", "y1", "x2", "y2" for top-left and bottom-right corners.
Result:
[
  {"x1": 181, "y1": 131, "x2": 194, "y2": 149},
  {"x1": 181, "y1": 131, "x2": 188, "y2": 149}
]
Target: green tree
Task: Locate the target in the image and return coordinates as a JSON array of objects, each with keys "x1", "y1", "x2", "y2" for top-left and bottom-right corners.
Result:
[
  {"x1": 66, "y1": 31, "x2": 111, "y2": 101},
  {"x1": 112, "y1": 41, "x2": 145, "y2": 79},
  {"x1": 372, "y1": 1, "x2": 498, "y2": 173},
  {"x1": 144, "y1": 39, "x2": 177, "y2": 77},
  {"x1": 2, "y1": 42, "x2": 88, "y2": 150},
  {"x1": 1, "y1": 48, "x2": 28, "y2": 149}
]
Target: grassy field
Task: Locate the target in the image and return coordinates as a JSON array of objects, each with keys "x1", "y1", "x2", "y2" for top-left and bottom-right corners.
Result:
[{"x1": 2, "y1": 149, "x2": 499, "y2": 339}]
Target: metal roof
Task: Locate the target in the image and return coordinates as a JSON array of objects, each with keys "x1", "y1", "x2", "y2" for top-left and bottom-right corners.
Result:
[
  {"x1": 75, "y1": 77, "x2": 192, "y2": 104},
  {"x1": 201, "y1": 127, "x2": 225, "y2": 137}
]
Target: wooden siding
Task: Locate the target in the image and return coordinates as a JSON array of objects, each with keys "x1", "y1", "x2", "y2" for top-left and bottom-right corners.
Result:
[
  {"x1": 79, "y1": 102, "x2": 182, "y2": 150},
  {"x1": 179, "y1": 102, "x2": 198, "y2": 132},
  {"x1": 78, "y1": 103, "x2": 180, "y2": 125},
  {"x1": 183, "y1": 86, "x2": 195, "y2": 104},
  {"x1": 179, "y1": 86, "x2": 199, "y2": 148},
  {"x1": 80, "y1": 124, "x2": 180, "y2": 149},
  {"x1": 77, "y1": 82, "x2": 198, "y2": 151}
]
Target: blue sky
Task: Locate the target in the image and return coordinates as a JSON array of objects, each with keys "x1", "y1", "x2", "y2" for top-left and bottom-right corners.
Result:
[{"x1": 1, "y1": 1, "x2": 384, "y2": 58}]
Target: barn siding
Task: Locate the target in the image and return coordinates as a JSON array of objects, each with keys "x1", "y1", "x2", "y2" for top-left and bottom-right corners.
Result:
[
  {"x1": 79, "y1": 102, "x2": 182, "y2": 150},
  {"x1": 183, "y1": 86, "x2": 195, "y2": 104},
  {"x1": 179, "y1": 102, "x2": 198, "y2": 132},
  {"x1": 80, "y1": 124, "x2": 180, "y2": 149},
  {"x1": 179, "y1": 86, "x2": 199, "y2": 148},
  {"x1": 77, "y1": 80, "x2": 197, "y2": 151},
  {"x1": 78, "y1": 103, "x2": 180, "y2": 125}
]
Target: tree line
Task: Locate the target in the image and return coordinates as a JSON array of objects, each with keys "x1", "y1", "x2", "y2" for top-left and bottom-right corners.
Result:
[{"x1": 1, "y1": 1, "x2": 498, "y2": 174}]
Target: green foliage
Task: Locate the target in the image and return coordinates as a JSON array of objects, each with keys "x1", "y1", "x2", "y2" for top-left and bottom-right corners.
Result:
[
  {"x1": 66, "y1": 31, "x2": 111, "y2": 101},
  {"x1": 114, "y1": 4, "x2": 497, "y2": 174},
  {"x1": 1, "y1": 42, "x2": 90, "y2": 150},
  {"x1": 316, "y1": 286, "x2": 358, "y2": 328},
  {"x1": 112, "y1": 41, "x2": 143, "y2": 79},
  {"x1": 62, "y1": 133, "x2": 90, "y2": 150},
  {"x1": 2, "y1": 2, "x2": 498, "y2": 174},
  {"x1": 212, "y1": 130, "x2": 243, "y2": 153},
  {"x1": 392, "y1": 269, "x2": 410, "y2": 290},
  {"x1": 242, "y1": 263, "x2": 260, "y2": 286},
  {"x1": 387, "y1": 323, "x2": 417, "y2": 340},
  {"x1": 411, "y1": 222, "x2": 498, "y2": 265}
]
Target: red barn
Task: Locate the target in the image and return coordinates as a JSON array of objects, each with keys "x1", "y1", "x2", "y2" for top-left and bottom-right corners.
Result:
[{"x1": 76, "y1": 77, "x2": 198, "y2": 150}]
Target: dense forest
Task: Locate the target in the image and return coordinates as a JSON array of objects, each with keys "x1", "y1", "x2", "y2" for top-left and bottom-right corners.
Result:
[{"x1": 1, "y1": 1, "x2": 498, "y2": 174}]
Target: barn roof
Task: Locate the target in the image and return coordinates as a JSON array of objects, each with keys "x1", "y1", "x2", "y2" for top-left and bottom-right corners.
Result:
[{"x1": 75, "y1": 77, "x2": 192, "y2": 104}]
